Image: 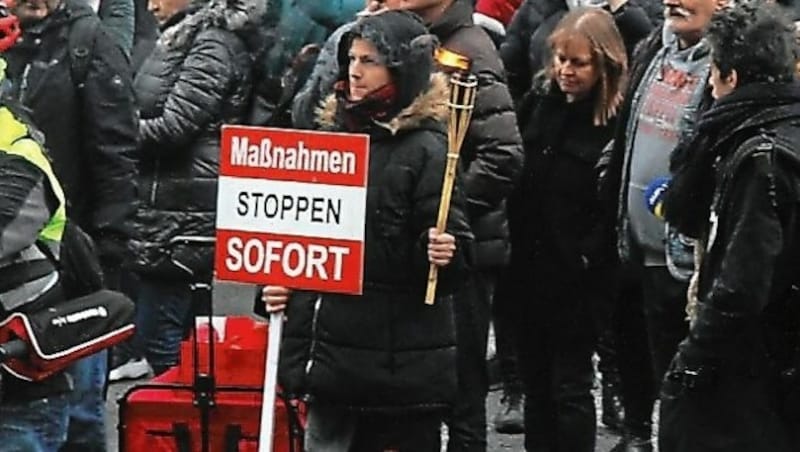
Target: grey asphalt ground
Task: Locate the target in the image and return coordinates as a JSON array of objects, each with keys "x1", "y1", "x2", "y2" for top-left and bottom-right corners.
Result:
[{"x1": 104, "y1": 282, "x2": 621, "y2": 451}]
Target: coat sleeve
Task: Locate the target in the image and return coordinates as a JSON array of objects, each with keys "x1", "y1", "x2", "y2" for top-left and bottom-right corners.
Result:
[
  {"x1": 461, "y1": 65, "x2": 524, "y2": 216},
  {"x1": 82, "y1": 28, "x2": 139, "y2": 246},
  {"x1": 410, "y1": 134, "x2": 474, "y2": 291},
  {"x1": 499, "y1": 0, "x2": 538, "y2": 100},
  {"x1": 139, "y1": 30, "x2": 237, "y2": 149},
  {"x1": 702, "y1": 154, "x2": 784, "y2": 316},
  {"x1": 0, "y1": 155, "x2": 56, "y2": 260}
]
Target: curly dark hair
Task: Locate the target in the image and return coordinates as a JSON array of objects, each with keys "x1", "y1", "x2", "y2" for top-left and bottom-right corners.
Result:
[{"x1": 706, "y1": 1, "x2": 798, "y2": 85}]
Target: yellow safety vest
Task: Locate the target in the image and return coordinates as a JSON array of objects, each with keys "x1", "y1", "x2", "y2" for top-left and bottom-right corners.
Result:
[{"x1": 0, "y1": 106, "x2": 67, "y2": 243}]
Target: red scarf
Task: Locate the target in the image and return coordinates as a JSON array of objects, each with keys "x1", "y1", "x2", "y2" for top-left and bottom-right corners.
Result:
[{"x1": 333, "y1": 80, "x2": 398, "y2": 131}]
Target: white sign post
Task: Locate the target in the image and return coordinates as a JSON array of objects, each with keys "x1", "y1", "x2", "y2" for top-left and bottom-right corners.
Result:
[{"x1": 258, "y1": 311, "x2": 284, "y2": 452}]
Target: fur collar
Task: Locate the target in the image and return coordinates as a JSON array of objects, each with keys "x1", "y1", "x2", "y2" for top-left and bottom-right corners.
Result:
[
  {"x1": 316, "y1": 72, "x2": 450, "y2": 135},
  {"x1": 159, "y1": 0, "x2": 265, "y2": 49}
]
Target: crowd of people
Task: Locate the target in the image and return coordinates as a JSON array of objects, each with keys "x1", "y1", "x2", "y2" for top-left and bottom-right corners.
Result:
[{"x1": 0, "y1": 0, "x2": 800, "y2": 451}]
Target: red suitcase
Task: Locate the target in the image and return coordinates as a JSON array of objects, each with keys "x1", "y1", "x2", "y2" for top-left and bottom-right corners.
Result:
[{"x1": 118, "y1": 315, "x2": 305, "y2": 452}]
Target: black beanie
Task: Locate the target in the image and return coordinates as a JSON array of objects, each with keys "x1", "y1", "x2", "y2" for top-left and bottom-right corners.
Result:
[{"x1": 337, "y1": 10, "x2": 439, "y2": 114}]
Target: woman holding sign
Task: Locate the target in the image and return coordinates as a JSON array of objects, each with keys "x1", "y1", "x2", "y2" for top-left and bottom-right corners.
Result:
[{"x1": 262, "y1": 10, "x2": 473, "y2": 452}]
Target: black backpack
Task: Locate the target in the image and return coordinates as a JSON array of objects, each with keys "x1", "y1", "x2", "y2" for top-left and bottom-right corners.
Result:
[
  {"x1": 38, "y1": 221, "x2": 104, "y2": 299},
  {"x1": 67, "y1": 14, "x2": 100, "y2": 90}
]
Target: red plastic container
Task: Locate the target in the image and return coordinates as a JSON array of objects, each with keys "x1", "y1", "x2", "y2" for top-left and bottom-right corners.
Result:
[{"x1": 118, "y1": 316, "x2": 304, "y2": 452}]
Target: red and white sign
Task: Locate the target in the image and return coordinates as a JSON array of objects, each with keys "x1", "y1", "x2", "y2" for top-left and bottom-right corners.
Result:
[{"x1": 215, "y1": 125, "x2": 369, "y2": 294}]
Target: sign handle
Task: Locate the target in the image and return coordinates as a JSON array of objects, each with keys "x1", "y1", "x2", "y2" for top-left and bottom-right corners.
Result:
[{"x1": 258, "y1": 311, "x2": 284, "y2": 452}]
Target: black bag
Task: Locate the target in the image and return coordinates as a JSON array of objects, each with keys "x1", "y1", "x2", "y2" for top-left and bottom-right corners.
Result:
[
  {"x1": 0, "y1": 289, "x2": 134, "y2": 381},
  {"x1": 38, "y1": 221, "x2": 105, "y2": 299}
]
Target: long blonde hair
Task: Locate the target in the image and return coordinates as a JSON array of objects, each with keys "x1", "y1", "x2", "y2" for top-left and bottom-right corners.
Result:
[{"x1": 548, "y1": 8, "x2": 628, "y2": 126}]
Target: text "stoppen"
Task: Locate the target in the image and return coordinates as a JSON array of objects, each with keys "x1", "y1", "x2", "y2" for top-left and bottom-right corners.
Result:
[{"x1": 237, "y1": 192, "x2": 341, "y2": 224}]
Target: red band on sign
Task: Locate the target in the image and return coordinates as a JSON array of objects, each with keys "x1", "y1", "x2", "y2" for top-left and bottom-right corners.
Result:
[
  {"x1": 221, "y1": 125, "x2": 369, "y2": 187},
  {"x1": 215, "y1": 229, "x2": 364, "y2": 295}
]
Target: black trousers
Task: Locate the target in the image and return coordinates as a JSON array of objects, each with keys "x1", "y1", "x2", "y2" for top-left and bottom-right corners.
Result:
[
  {"x1": 445, "y1": 270, "x2": 493, "y2": 452},
  {"x1": 614, "y1": 264, "x2": 688, "y2": 437},
  {"x1": 305, "y1": 403, "x2": 442, "y2": 452},
  {"x1": 493, "y1": 270, "x2": 524, "y2": 395},
  {"x1": 515, "y1": 279, "x2": 597, "y2": 452},
  {"x1": 613, "y1": 268, "x2": 656, "y2": 437}
]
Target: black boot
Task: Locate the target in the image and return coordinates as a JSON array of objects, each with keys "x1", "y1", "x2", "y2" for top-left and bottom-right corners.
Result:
[
  {"x1": 601, "y1": 377, "x2": 625, "y2": 431},
  {"x1": 609, "y1": 434, "x2": 653, "y2": 452},
  {"x1": 609, "y1": 424, "x2": 653, "y2": 452}
]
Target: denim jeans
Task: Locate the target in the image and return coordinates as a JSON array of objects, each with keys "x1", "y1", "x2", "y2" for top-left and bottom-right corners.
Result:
[
  {"x1": 0, "y1": 393, "x2": 70, "y2": 452},
  {"x1": 61, "y1": 352, "x2": 107, "y2": 452},
  {"x1": 134, "y1": 277, "x2": 193, "y2": 375}
]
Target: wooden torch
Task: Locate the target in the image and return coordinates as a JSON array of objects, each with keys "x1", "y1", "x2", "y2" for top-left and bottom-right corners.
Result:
[{"x1": 425, "y1": 48, "x2": 478, "y2": 305}]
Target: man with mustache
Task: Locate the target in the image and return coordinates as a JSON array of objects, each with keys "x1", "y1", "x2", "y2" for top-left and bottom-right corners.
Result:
[{"x1": 598, "y1": 0, "x2": 727, "y2": 449}]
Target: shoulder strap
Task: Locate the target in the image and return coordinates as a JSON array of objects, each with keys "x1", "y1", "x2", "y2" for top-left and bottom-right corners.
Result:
[{"x1": 68, "y1": 15, "x2": 101, "y2": 89}]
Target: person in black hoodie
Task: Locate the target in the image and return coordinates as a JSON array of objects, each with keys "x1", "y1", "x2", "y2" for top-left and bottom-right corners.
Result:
[
  {"x1": 659, "y1": 3, "x2": 800, "y2": 451},
  {"x1": 265, "y1": 10, "x2": 473, "y2": 451},
  {"x1": 507, "y1": 7, "x2": 627, "y2": 451}
]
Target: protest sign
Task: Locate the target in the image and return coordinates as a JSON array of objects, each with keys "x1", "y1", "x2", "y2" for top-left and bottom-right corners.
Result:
[{"x1": 215, "y1": 125, "x2": 369, "y2": 295}]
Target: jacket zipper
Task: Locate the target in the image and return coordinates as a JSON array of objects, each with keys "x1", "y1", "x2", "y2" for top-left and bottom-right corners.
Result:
[
  {"x1": 18, "y1": 64, "x2": 31, "y2": 103},
  {"x1": 150, "y1": 158, "x2": 160, "y2": 204},
  {"x1": 304, "y1": 295, "x2": 323, "y2": 376}
]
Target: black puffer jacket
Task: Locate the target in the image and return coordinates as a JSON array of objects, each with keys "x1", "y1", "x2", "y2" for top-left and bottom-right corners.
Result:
[
  {"x1": 510, "y1": 81, "x2": 614, "y2": 286},
  {"x1": 500, "y1": 0, "x2": 654, "y2": 100},
  {"x1": 131, "y1": 0, "x2": 259, "y2": 280},
  {"x1": 430, "y1": 0, "x2": 523, "y2": 269},
  {"x1": 3, "y1": 0, "x2": 139, "y2": 261},
  {"x1": 279, "y1": 74, "x2": 474, "y2": 412}
]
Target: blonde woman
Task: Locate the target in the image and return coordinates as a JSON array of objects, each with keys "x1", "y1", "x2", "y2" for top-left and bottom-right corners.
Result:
[{"x1": 505, "y1": 8, "x2": 628, "y2": 451}]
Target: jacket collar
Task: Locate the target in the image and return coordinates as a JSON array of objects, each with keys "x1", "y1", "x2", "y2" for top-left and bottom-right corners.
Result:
[
  {"x1": 158, "y1": 0, "x2": 265, "y2": 48},
  {"x1": 316, "y1": 72, "x2": 449, "y2": 136}
]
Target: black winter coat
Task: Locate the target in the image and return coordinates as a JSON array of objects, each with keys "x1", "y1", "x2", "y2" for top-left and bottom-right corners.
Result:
[
  {"x1": 430, "y1": 0, "x2": 523, "y2": 269},
  {"x1": 3, "y1": 0, "x2": 139, "y2": 260},
  {"x1": 509, "y1": 82, "x2": 614, "y2": 287},
  {"x1": 500, "y1": 0, "x2": 654, "y2": 100},
  {"x1": 659, "y1": 82, "x2": 800, "y2": 452},
  {"x1": 130, "y1": 0, "x2": 256, "y2": 280},
  {"x1": 279, "y1": 74, "x2": 474, "y2": 413}
]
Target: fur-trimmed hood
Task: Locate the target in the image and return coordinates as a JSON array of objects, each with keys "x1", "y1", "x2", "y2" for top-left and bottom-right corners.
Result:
[
  {"x1": 159, "y1": 0, "x2": 265, "y2": 49},
  {"x1": 316, "y1": 72, "x2": 450, "y2": 135}
]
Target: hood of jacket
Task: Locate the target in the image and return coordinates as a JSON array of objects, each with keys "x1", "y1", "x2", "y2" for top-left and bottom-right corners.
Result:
[
  {"x1": 316, "y1": 72, "x2": 449, "y2": 135},
  {"x1": 159, "y1": 0, "x2": 265, "y2": 49}
]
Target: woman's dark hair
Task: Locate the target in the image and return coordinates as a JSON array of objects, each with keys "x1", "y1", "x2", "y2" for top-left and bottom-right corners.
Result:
[
  {"x1": 707, "y1": 2, "x2": 799, "y2": 85},
  {"x1": 547, "y1": 7, "x2": 628, "y2": 126}
]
